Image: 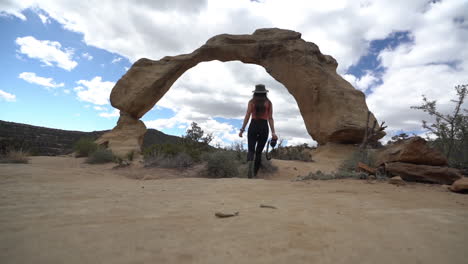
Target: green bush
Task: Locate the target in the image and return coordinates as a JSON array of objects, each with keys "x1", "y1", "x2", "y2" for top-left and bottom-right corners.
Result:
[
  {"x1": 203, "y1": 151, "x2": 240, "y2": 178},
  {"x1": 145, "y1": 152, "x2": 193, "y2": 168},
  {"x1": 85, "y1": 148, "x2": 115, "y2": 164},
  {"x1": 74, "y1": 138, "x2": 98, "y2": 157},
  {"x1": 0, "y1": 149, "x2": 29, "y2": 164}
]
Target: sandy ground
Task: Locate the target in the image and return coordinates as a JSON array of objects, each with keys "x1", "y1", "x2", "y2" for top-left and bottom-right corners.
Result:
[{"x1": 1, "y1": 156, "x2": 468, "y2": 264}]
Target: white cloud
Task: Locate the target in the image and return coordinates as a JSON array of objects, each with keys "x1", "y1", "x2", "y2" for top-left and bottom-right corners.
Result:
[
  {"x1": 18, "y1": 72, "x2": 64, "y2": 89},
  {"x1": 63, "y1": 89, "x2": 70, "y2": 94},
  {"x1": 74, "y1": 76, "x2": 115, "y2": 105},
  {"x1": 0, "y1": 89, "x2": 16, "y2": 102},
  {"x1": 82, "y1": 52, "x2": 93, "y2": 60},
  {"x1": 111, "y1": 57, "x2": 122, "y2": 64},
  {"x1": 93, "y1": 106, "x2": 107, "y2": 111},
  {"x1": 38, "y1": 13, "x2": 49, "y2": 24},
  {"x1": 15, "y1": 36, "x2": 78, "y2": 71},
  {"x1": 99, "y1": 109, "x2": 119, "y2": 118},
  {"x1": 343, "y1": 72, "x2": 379, "y2": 92}
]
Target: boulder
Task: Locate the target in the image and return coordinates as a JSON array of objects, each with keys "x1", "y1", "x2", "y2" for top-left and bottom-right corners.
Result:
[
  {"x1": 101, "y1": 28, "x2": 384, "y2": 155},
  {"x1": 389, "y1": 176, "x2": 406, "y2": 186},
  {"x1": 385, "y1": 162, "x2": 462, "y2": 185},
  {"x1": 376, "y1": 137, "x2": 447, "y2": 166},
  {"x1": 449, "y1": 178, "x2": 468, "y2": 193}
]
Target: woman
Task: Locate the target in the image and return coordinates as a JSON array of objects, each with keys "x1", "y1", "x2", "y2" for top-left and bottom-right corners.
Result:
[{"x1": 239, "y1": 84, "x2": 278, "y2": 178}]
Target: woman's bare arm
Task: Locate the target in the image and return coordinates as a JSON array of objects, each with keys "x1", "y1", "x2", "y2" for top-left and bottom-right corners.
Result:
[
  {"x1": 239, "y1": 102, "x2": 252, "y2": 137},
  {"x1": 268, "y1": 101, "x2": 278, "y2": 139}
]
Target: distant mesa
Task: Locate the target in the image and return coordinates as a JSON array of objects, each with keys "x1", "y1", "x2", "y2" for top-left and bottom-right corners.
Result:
[{"x1": 98, "y1": 28, "x2": 385, "y2": 157}]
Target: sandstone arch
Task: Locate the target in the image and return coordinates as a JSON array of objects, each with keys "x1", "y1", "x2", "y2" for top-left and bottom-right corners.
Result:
[{"x1": 97, "y1": 28, "x2": 384, "y2": 156}]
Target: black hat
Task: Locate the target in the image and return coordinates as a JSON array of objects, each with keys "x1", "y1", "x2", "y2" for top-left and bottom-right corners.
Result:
[{"x1": 252, "y1": 84, "x2": 268, "y2": 93}]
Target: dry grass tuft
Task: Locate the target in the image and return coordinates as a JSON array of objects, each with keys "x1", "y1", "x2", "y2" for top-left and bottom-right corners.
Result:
[{"x1": 0, "y1": 149, "x2": 30, "y2": 164}]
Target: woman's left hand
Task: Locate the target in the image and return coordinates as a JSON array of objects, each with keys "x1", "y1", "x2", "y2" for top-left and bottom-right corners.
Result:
[{"x1": 239, "y1": 131, "x2": 243, "y2": 138}]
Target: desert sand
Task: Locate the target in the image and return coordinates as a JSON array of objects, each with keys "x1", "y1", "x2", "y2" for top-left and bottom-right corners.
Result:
[{"x1": 1, "y1": 155, "x2": 467, "y2": 264}]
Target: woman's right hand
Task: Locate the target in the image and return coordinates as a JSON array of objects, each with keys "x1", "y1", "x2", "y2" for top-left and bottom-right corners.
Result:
[
  {"x1": 272, "y1": 133, "x2": 278, "y2": 140},
  {"x1": 239, "y1": 131, "x2": 243, "y2": 138}
]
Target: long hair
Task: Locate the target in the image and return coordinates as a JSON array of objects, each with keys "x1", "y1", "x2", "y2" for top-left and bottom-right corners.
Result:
[{"x1": 252, "y1": 93, "x2": 268, "y2": 114}]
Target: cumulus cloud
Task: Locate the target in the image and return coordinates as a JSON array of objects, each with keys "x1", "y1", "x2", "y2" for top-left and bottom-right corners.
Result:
[
  {"x1": 18, "y1": 72, "x2": 64, "y2": 89},
  {"x1": 343, "y1": 72, "x2": 379, "y2": 92},
  {"x1": 74, "y1": 76, "x2": 115, "y2": 105},
  {"x1": 15, "y1": 36, "x2": 78, "y2": 71},
  {"x1": 0, "y1": 89, "x2": 16, "y2": 102},
  {"x1": 38, "y1": 13, "x2": 49, "y2": 24},
  {"x1": 367, "y1": 0, "x2": 468, "y2": 137},
  {"x1": 2, "y1": 0, "x2": 468, "y2": 145}
]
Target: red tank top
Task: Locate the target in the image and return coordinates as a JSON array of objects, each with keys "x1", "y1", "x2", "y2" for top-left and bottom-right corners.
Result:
[{"x1": 250, "y1": 99, "x2": 272, "y2": 120}]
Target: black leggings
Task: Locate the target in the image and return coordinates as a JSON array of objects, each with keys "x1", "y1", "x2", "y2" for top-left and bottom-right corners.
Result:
[{"x1": 247, "y1": 119, "x2": 269, "y2": 175}]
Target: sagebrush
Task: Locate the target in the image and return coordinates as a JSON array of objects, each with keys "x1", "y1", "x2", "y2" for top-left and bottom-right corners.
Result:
[
  {"x1": 85, "y1": 148, "x2": 115, "y2": 164},
  {"x1": 74, "y1": 138, "x2": 98, "y2": 157}
]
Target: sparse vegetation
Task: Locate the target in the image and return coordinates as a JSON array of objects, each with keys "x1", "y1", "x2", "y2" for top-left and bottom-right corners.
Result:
[
  {"x1": 295, "y1": 170, "x2": 368, "y2": 181},
  {"x1": 270, "y1": 141, "x2": 313, "y2": 161},
  {"x1": 85, "y1": 148, "x2": 115, "y2": 164},
  {"x1": 411, "y1": 84, "x2": 468, "y2": 168},
  {"x1": 74, "y1": 137, "x2": 98, "y2": 157},
  {"x1": 0, "y1": 149, "x2": 30, "y2": 164},
  {"x1": 143, "y1": 122, "x2": 278, "y2": 176},
  {"x1": 145, "y1": 152, "x2": 194, "y2": 168},
  {"x1": 295, "y1": 148, "x2": 382, "y2": 181},
  {"x1": 339, "y1": 149, "x2": 376, "y2": 173}
]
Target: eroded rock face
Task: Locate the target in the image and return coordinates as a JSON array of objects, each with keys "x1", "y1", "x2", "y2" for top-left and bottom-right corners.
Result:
[
  {"x1": 102, "y1": 28, "x2": 384, "y2": 155},
  {"x1": 95, "y1": 112, "x2": 146, "y2": 157}
]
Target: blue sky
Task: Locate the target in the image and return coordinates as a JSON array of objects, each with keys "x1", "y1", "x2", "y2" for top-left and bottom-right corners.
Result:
[{"x1": 0, "y1": 1, "x2": 467, "y2": 146}]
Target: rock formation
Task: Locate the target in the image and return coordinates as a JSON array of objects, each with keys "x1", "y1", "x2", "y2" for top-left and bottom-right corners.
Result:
[
  {"x1": 375, "y1": 137, "x2": 448, "y2": 166},
  {"x1": 99, "y1": 28, "x2": 384, "y2": 156},
  {"x1": 385, "y1": 162, "x2": 462, "y2": 185},
  {"x1": 449, "y1": 178, "x2": 468, "y2": 193}
]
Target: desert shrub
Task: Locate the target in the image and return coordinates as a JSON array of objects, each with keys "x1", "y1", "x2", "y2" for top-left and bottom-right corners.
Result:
[
  {"x1": 74, "y1": 137, "x2": 98, "y2": 157},
  {"x1": 85, "y1": 148, "x2": 115, "y2": 164},
  {"x1": 295, "y1": 170, "x2": 368, "y2": 181},
  {"x1": 339, "y1": 149, "x2": 376, "y2": 173},
  {"x1": 143, "y1": 142, "x2": 204, "y2": 162},
  {"x1": 203, "y1": 151, "x2": 240, "y2": 178},
  {"x1": 0, "y1": 149, "x2": 29, "y2": 164},
  {"x1": 271, "y1": 143, "x2": 313, "y2": 161},
  {"x1": 145, "y1": 152, "x2": 193, "y2": 168}
]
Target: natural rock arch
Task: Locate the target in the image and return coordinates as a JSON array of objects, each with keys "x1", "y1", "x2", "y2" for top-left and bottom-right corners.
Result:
[{"x1": 97, "y1": 28, "x2": 384, "y2": 157}]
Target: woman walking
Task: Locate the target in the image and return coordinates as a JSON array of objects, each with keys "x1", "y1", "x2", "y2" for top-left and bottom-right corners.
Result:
[{"x1": 239, "y1": 84, "x2": 278, "y2": 178}]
